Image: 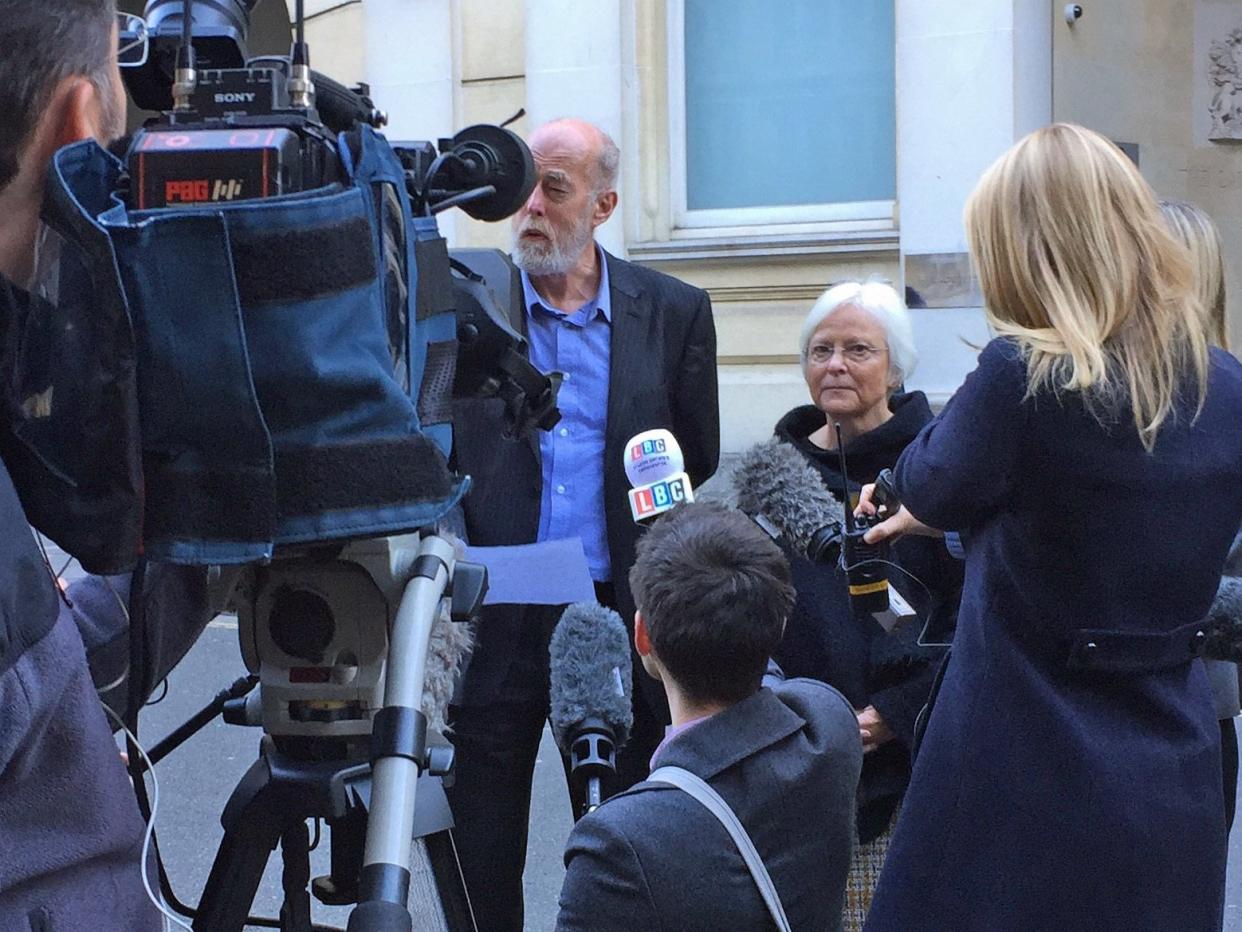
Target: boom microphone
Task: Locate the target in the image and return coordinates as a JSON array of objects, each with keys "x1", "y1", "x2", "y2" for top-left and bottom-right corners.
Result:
[
  {"x1": 421, "y1": 599, "x2": 474, "y2": 735},
  {"x1": 733, "y1": 438, "x2": 844, "y2": 561},
  {"x1": 733, "y1": 439, "x2": 914, "y2": 630},
  {"x1": 549, "y1": 602, "x2": 634, "y2": 816},
  {"x1": 625, "y1": 428, "x2": 695, "y2": 523}
]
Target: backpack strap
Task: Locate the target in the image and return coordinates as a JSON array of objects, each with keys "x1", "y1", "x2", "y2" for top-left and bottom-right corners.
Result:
[{"x1": 647, "y1": 766, "x2": 792, "y2": 932}]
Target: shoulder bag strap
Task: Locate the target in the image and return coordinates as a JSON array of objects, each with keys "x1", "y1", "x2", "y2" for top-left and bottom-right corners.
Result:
[{"x1": 647, "y1": 765, "x2": 792, "y2": 932}]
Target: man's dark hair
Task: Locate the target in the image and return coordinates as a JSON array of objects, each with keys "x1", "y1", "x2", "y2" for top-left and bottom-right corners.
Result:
[
  {"x1": 629, "y1": 501, "x2": 794, "y2": 705},
  {"x1": 0, "y1": 0, "x2": 118, "y2": 191}
]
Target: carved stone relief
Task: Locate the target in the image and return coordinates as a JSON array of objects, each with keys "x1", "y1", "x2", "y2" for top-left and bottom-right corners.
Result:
[
  {"x1": 1197, "y1": 1, "x2": 1242, "y2": 143},
  {"x1": 1208, "y1": 28, "x2": 1242, "y2": 139}
]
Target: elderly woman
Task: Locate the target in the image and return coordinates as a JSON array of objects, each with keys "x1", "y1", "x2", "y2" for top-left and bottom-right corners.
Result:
[
  {"x1": 860, "y1": 124, "x2": 1242, "y2": 931},
  {"x1": 770, "y1": 280, "x2": 962, "y2": 931},
  {"x1": 1160, "y1": 198, "x2": 1240, "y2": 834}
]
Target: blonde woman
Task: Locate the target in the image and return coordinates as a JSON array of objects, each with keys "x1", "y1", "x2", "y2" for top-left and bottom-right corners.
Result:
[
  {"x1": 1161, "y1": 198, "x2": 1229, "y2": 350},
  {"x1": 857, "y1": 125, "x2": 1242, "y2": 930},
  {"x1": 1161, "y1": 198, "x2": 1241, "y2": 839}
]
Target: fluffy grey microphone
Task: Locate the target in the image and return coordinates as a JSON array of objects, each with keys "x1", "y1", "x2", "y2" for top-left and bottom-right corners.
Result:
[
  {"x1": 733, "y1": 438, "x2": 845, "y2": 555},
  {"x1": 1203, "y1": 576, "x2": 1242, "y2": 663},
  {"x1": 549, "y1": 601, "x2": 634, "y2": 750},
  {"x1": 400, "y1": 529, "x2": 475, "y2": 735},
  {"x1": 421, "y1": 602, "x2": 474, "y2": 735}
]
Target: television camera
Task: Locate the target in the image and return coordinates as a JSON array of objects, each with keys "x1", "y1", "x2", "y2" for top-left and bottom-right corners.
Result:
[{"x1": 97, "y1": 1, "x2": 560, "y2": 929}]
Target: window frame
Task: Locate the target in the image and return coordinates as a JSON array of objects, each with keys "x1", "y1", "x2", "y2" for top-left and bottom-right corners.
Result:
[{"x1": 665, "y1": 0, "x2": 897, "y2": 236}]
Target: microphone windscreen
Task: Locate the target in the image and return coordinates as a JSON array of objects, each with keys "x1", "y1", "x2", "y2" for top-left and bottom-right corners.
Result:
[
  {"x1": 417, "y1": 529, "x2": 474, "y2": 734},
  {"x1": 733, "y1": 439, "x2": 844, "y2": 553},
  {"x1": 549, "y1": 602, "x2": 634, "y2": 750},
  {"x1": 624, "y1": 428, "x2": 684, "y2": 487},
  {"x1": 421, "y1": 605, "x2": 474, "y2": 734}
]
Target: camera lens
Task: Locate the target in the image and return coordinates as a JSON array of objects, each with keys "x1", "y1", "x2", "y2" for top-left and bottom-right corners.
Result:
[{"x1": 268, "y1": 586, "x2": 335, "y2": 664}]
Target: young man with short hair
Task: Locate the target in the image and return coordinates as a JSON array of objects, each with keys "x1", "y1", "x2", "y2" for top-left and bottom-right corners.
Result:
[{"x1": 556, "y1": 502, "x2": 863, "y2": 932}]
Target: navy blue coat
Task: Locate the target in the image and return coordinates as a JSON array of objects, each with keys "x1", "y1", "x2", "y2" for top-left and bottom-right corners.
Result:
[
  {"x1": 864, "y1": 340, "x2": 1242, "y2": 931},
  {"x1": 556, "y1": 680, "x2": 863, "y2": 932}
]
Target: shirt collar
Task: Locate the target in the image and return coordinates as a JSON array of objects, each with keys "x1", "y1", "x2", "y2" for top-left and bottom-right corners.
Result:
[{"x1": 519, "y1": 244, "x2": 612, "y2": 323}]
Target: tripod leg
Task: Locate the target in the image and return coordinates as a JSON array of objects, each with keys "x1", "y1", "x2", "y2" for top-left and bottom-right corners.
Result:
[
  {"x1": 195, "y1": 819, "x2": 283, "y2": 932},
  {"x1": 423, "y1": 831, "x2": 477, "y2": 932},
  {"x1": 280, "y1": 821, "x2": 313, "y2": 932},
  {"x1": 195, "y1": 759, "x2": 285, "y2": 932}
]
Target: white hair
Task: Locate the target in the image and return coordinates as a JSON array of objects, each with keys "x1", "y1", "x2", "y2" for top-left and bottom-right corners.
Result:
[{"x1": 798, "y1": 280, "x2": 918, "y2": 385}]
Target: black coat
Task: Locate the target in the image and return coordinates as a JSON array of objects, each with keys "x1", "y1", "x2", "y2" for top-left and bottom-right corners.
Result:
[
  {"x1": 866, "y1": 340, "x2": 1242, "y2": 931},
  {"x1": 773, "y1": 392, "x2": 963, "y2": 842},
  {"x1": 451, "y1": 251, "x2": 720, "y2": 710},
  {"x1": 556, "y1": 679, "x2": 863, "y2": 932}
]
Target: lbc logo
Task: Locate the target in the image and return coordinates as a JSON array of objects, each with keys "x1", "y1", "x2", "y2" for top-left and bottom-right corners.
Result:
[
  {"x1": 632, "y1": 475, "x2": 689, "y2": 517},
  {"x1": 629, "y1": 437, "x2": 667, "y2": 461}
]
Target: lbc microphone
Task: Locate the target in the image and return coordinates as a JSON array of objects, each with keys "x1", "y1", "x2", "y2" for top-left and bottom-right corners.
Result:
[
  {"x1": 625, "y1": 428, "x2": 694, "y2": 523},
  {"x1": 549, "y1": 602, "x2": 634, "y2": 817}
]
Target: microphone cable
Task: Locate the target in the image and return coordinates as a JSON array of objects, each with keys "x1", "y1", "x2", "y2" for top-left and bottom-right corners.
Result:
[
  {"x1": 104, "y1": 704, "x2": 194, "y2": 932},
  {"x1": 99, "y1": 579, "x2": 341, "y2": 930}
]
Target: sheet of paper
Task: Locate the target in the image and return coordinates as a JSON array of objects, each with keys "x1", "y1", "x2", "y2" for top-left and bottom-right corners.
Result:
[{"x1": 464, "y1": 538, "x2": 596, "y2": 606}]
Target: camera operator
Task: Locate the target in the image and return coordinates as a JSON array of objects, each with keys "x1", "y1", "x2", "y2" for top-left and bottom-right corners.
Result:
[
  {"x1": 556, "y1": 502, "x2": 862, "y2": 932},
  {"x1": 0, "y1": 2, "x2": 211, "y2": 927}
]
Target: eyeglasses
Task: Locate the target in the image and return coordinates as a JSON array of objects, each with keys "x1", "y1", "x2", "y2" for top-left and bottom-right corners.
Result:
[
  {"x1": 807, "y1": 342, "x2": 885, "y2": 365},
  {"x1": 118, "y1": 12, "x2": 149, "y2": 69}
]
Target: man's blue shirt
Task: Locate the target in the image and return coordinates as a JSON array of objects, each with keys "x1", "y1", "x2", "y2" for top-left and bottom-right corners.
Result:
[{"x1": 520, "y1": 249, "x2": 612, "y2": 581}]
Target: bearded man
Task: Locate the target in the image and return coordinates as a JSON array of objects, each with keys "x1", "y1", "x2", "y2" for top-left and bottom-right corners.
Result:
[{"x1": 447, "y1": 117, "x2": 720, "y2": 932}]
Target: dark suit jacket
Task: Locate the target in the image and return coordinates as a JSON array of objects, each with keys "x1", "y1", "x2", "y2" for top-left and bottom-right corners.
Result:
[
  {"x1": 555, "y1": 679, "x2": 863, "y2": 932},
  {"x1": 451, "y1": 250, "x2": 720, "y2": 706}
]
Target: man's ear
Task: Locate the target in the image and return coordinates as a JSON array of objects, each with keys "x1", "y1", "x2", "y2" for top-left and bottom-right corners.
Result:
[
  {"x1": 592, "y1": 189, "x2": 618, "y2": 228},
  {"x1": 49, "y1": 76, "x2": 107, "y2": 151},
  {"x1": 634, "y1": 610, "x2": 652, "y2": 658}
]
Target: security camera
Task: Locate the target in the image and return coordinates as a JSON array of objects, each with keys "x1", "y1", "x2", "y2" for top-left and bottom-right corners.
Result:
[{"x1": 1064, "y1": 4, "x2": 1083, "y2": 24}]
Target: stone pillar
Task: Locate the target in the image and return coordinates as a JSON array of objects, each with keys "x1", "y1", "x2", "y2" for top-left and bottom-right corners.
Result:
[
  {"x1": 523, "y1": 0, "x2": 626, "y2": 256},
  {"x1": 895, "y1": 0, "x2": 1051, "y2": 401},
  {"x1": 364, "y1": 0, "x2": 457, "y2": 242}
]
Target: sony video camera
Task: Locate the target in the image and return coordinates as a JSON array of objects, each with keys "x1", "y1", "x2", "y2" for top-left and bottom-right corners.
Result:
[
  {"x1": 120, "y1": 0, "x2": 556, "y2": 434},
  {"x1": 40, "y1": 0, "x2": 563, "y2": 572}
]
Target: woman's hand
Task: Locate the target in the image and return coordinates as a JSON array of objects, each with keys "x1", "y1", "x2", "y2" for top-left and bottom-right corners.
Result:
[
  {"x1": 856, "y1": 705, "x2": 895, "y2": 753},
  {"x1": 856, "y1": 482, "x2": 943, "y2": 544}
]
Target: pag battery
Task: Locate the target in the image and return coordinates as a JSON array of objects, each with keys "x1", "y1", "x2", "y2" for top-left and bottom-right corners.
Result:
[{"x1": 129, "y1": 126, "x2": 303, "y2": 209}]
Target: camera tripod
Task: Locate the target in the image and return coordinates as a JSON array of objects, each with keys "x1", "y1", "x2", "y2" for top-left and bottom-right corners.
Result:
[
  {"x1": 144, "y1": 532, "x2": 484, "y2": 932},
  {"x1": 192, "y1": 737, "x2": 472, "y2": 932}
]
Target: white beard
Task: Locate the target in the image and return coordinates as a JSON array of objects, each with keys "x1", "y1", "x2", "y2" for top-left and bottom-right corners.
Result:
[{"x1": 511, "y1": 208, "x2": 596, "y2": 277}]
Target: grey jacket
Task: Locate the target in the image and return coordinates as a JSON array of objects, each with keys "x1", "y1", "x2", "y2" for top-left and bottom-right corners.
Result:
[
  {"x1": 1221, "y1": 530, "x2": 1242, "y2": 712},
  {"x1": 556, "y1": 679, "x2": 863, "y2": 932},
  {"x1": 0, "y1": 449, "x2": 210, "y2": 930}
]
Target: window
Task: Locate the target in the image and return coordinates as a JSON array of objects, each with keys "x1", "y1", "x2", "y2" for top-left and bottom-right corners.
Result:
[{"x1": 669, "y1": 0, "x2": 896, "y2": 232}]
